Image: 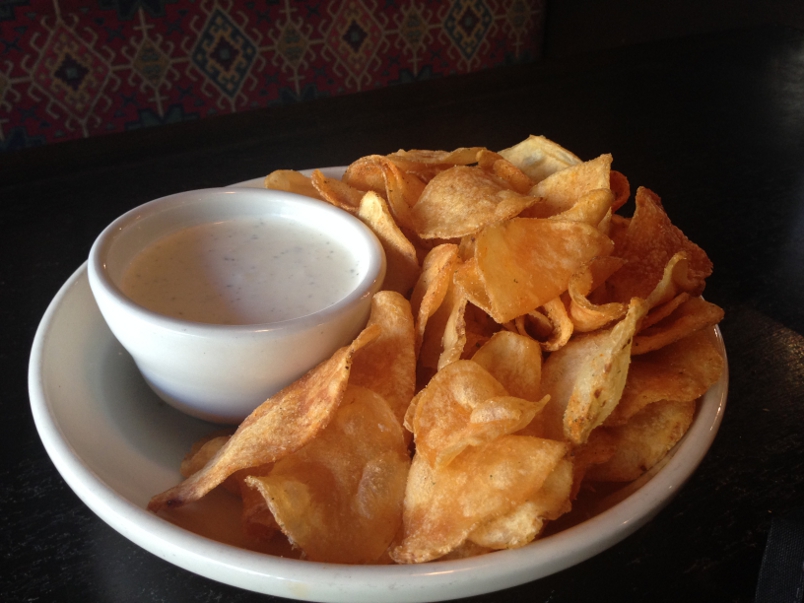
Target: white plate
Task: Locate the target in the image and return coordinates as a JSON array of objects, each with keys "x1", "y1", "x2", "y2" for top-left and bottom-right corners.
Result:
[{"x1": 28, "y1": 175, "x2": 729, "y2": 603}]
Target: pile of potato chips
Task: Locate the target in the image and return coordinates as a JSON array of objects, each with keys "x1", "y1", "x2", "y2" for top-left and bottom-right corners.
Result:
[{"x1": 149, "y1": 135, "x2": 725, "y2": 565}]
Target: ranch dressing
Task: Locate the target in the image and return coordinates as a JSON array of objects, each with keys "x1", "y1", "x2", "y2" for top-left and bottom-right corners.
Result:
[{"x1": 120, "y1": 216, "x2": 363, "y2": 325}]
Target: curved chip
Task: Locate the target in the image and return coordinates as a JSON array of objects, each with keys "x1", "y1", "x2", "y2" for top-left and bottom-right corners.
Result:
[
  {"x1": 246, "y1": 385, "x2": 410, "y2": 563},
  {"x1": 411, "y1": 166, "x2": 539, "y2": 239},
  {"x1": 606, "y1": 328, "x2": 724, "y2": 425},
  {"x1": 264, "y1": 169, "x2": 322, "y2": 199},
  {"x1": 607, "y1": 186, "x2": 713, "y2": 302},
  {"x1": 467, "y1": 218, "x2": 615, "y2": 324},
  {"x1": 586, "y1": 399, "x2": 696, "y2": 482},
  {"x1": 357, "y1": 191, "x2": 420, "y2": 296},
  {"x1": 498, "y1": 135, "x2": 582, "y2": 183},
  {"x1": 391, "y1": 435, "x2": 567, "y2": 564},
  {"x1": 350, "y1": 291, "x2": 416, "y2": 428},
  {"x1": 540, "y1": 298, "x2": 647, "y2": 445},
  {"x1": 147, "y1": 324, "x2": 381, "y2": 512}
]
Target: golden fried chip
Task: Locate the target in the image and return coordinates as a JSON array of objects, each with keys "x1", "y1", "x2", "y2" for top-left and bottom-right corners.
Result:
[
  {"x1": 607, "y1": 187, "x2": 713, "y2": 301},
  {"x1": 548, "y1": 188, "x2": 614, "y2": 227},
  {"x1": 357, "y1": 191, "x2": 420, "y2": 296},
  {"x1": 180, "y1": 433, "x2": 231, "y2": 478},
  {"x1": 606, "y1": 329, "x2": 724, "y2": 425},
  {"x1": 541, "y1": 298, "x2": 647, "y2": 445},
  {"x1": 246, "y1": 386, "x2": 410, "y2": 563},
  {"x1": 471, "y1": 330, "x2": 543, "y2": 402},
  {"x1": 632, "y1": 296, "x2": 724, "y2": 354},
  {"x1": 391, "y1": 435, "x2": 567, "y2": 563},
  {"x1": 463, "y1": 218, "x2": 614, "y2": 323},
  {"x1": 643, "y1": 252, "x2": 702, "y2": 310},
  {"x1": 498, "y1": 135, "x2": 582, "y2": 182},
  {"x1": 586, "y1": 399, "x2": 696, "y2": 482},
  {"x1": 406, "y1": 360, "x2": 508, "y2": 467},
  {"x1": 264, "y1": 169, "x2": 322, "y2": 199},
  {"x1": 350, "y1": 291, "x2": 416, "y2": 428},
  {"x1": 388, "y1": 147, "x2": 485, "y2": 169},
  {"x1": 524, "y1": 154, "x2": 612, "y2": 218},
  {"x1": 539, "y1": 296, "x2": 575, "y2": 352},
  {"x1": 342, "y1": 155, "x2": 386, "y2": 194},
  {"x1": 435, "y1": 282, "x2": 469, "y2": 371},
  {"x1": 467, "y1": 458, "x2": 573, "y2": 549},
  {"x1": 477, "y1": 149, "x2": 535, "y2": 194},
  {"x1": 609, "y1": 170, "x2": 630, "y2": 211},
  {"x1": 410, "y1": 244, "x2": 459, "y2": 358},
  {"x1": 147, "y1": 324, "x2": 381, "y2": 512},
  {"x1": 411, "y1": 166, "x2": 539, "y2": 239},
  {"x1": 567, "y1": 256, "x2": 627, "y2": 333},
  {"x1": 311, "y1": 169, "x2": 364, "y2": 213}
]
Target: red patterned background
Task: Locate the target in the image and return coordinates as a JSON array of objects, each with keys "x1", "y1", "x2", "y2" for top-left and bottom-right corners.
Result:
[{"x1": 0, "y1": 0, "x2": 546, "y2": 153}]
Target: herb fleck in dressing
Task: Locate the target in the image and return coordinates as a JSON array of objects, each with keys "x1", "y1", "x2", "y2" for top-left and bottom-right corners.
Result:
[{"x1": 120, "y1": 217, "x2": 363, "y2": 324}]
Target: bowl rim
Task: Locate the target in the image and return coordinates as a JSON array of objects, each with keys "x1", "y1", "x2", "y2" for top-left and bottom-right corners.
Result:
[{"x1": 87, "y1": 186, "x2": 386, "y2": 334}]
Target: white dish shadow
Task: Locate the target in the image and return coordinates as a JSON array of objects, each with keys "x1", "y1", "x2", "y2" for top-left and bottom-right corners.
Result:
[{"x1": 28, "y1": 168, "x2": 729, "y2": 603}]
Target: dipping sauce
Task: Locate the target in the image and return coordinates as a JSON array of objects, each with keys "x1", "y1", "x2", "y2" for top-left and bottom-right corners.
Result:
[{"x1": 120, "y1": 217, "x2": 364, "y2": 325}]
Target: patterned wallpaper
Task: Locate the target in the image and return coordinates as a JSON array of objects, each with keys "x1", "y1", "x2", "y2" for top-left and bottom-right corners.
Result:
[{"x1": 0, "y1": 0, "x2": 546, "y2": 152}]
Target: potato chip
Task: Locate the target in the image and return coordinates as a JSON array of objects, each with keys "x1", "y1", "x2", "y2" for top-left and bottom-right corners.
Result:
[
  {"x1": 311, "y1": 169, "x2": 364, "y2": 213},
  {"x1": 264, "y1": 169, "x2": 322, "y2": 199},
  {"x1": 632, "y1": 296, "x2": 725, "y2": 354},
  {"x1": 357, "y1": 191, "x2": 420, "y2": 296},
  {"x1": 640, "y1": 293, "x2": 690, "y2": 331},
  {"x1": 378, "y1": 157, "x2": 426, "y2": 233},
  {"x1": 568, "y1": 428, "x2": 618, "y2": 498},
  {"x1": 391, "y1": 435, "x2": 567, "y2": 563},
  {"x1": 464, "y1": 218, "x2": 615, "y2": 323},
  {"x1": 411, "y1": 166, "x2": 539, "y2": 239},
  {"x1": 547, "y1": 188, "x2": 614, "y2": 227},
  {"x1": 246, "y1": 385, "x2": 410, "y2": 563},
  {"x1": 523, "y1": 154, "x2": 612, "y2": 218},
  {"x1": 350, "y1": 291, "x2": 416, "y2": 428},
  {"x1": 609, "y1": 170, "x2": 630, "y2": 211},
  {"x1": 387, "y1": 147, "x2": 484, "y2": 170},
  {"x1": 539, "y1": 296, "x2": 575, "y2": 352},
  {"x1": 406, "y1": 360, "x2": 508, "y2": 467},
  {"x1": 586, "y1": 399, "x2": 696, "y2": 482},
  {"x1": 237, "y1": 464, "x2": 278, "y2": 540},
  {"x1": 606, "y1": 329, "x2": 724, "y2": 426},
  {"x1": 471, "y1": 330, "x2": 543, "y2": 402},
  {"x1": 642, "y1": 252, "x2": 701, "y2": 310},
  {"x1": 342, "y1": 155, "x2": 387, "y2": 194},
  {"x1": 477, "y1": 149, "x2": 535, "y2": 194},
  {"x1": 410, "y1": 244, "x2": 459, "y2": 359},
  {"x1": 566, "y1": 256, "x2": 627, "y2": 333},
  {"x1": 147, "y1": 324, "x2": 381, "y2": 512},
  {"x1": 497, "y1": 135, "x2": 582, "y2": 182},
  {"x1": 467, "y1": 458, "x2": 573, "y2": 549},
  {"x1": 607, "y1": 186, "x2": 713, "y2": 302},
  {"x1": 540, "y1": 298, "x2": 647, "y2": 445},
  {"x1": 435, "y1": 282, "x2": 469, "y2": 371},
  {"x1": 180, "y1": 433, "x2": 231, "y2": 479}
]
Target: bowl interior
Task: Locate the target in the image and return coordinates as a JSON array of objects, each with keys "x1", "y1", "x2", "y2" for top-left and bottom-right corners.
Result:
[{"x1": 97, "y1": 188, "x2": 382, "y2": 299}]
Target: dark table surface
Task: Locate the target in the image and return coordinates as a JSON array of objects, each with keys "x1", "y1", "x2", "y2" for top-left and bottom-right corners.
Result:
[{"x1": 4, "y1": 24, "x2": 804, "y2": 603}]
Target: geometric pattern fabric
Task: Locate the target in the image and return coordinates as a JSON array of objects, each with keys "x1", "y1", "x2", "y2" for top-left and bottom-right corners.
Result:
[{"x1": 0, "y1": 0, "x2": 545, "y2": 152}]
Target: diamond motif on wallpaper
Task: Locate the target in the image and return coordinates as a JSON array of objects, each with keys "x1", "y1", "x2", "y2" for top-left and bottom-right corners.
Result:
[
  {"x1": 399, "y1": 5, "x2": 428, "y2": 54},
  {"x1": 191, "y1": 8, "x2": 257, "y2": 99},
  {"x1": 277, "y1": 20, "x2": 309, "y2": 69},
  {"x1": 444, "y1": 0, "x2": 493, "y2": 61},
  {"x1": 31, "y1": 23, "x2": 111, "y2": 120},
  {"x1": 133, "y1": 38, "x2": 170, "y2": 87},
  {"x1": 326, "y1": 0, "x2": 382, "y2": 80}
]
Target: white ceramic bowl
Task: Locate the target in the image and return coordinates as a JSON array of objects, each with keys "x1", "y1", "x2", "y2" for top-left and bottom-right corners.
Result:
[{"x1": 87, "y1": 187, "x2": 386, "y2": 424}]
